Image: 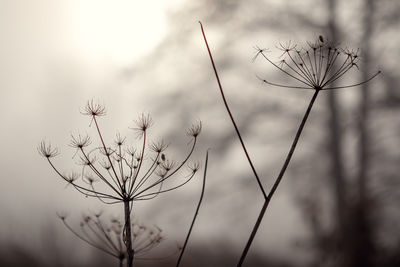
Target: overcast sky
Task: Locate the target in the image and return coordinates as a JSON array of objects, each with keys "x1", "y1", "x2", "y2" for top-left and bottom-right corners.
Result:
[{"x1": 1, "y1": 0, "x2": 397, "y2": 266}]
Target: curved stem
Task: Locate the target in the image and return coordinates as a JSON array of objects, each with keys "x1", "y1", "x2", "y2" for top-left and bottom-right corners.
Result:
[
  {"x1": 132, "y1": 137, "x2": 197, "y2": 199},
  {"x1": 176, "y1": 150, "x2": 209, "y2": 267},
  {"x1": 237, "y1": 90, "x2": 319, "y2": 266},
  {"x1": 322, "y1": 71, "x2": 381, "y2": 90}
]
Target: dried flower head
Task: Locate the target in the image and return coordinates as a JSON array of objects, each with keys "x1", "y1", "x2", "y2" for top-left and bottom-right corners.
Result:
[
  {"x1": 186, "y1": 121, "x2": 202, "y2": 138},
  {"x1": 132, "y1": 113, "x2": 153, "y2": 136},
  {"x1": 188, "y1": 161, "x2": 201, "y2": 174},
  {"x1": 40, "y1": 102, "x2": 201, "y2": 224},
  {"x1": 276, "y1": 40, "x2": 297, "y2": 57},
  {"x1": 59, "y1": 213, "x2": 165, "y2": 263},
  {"x1": 115, "y1": 132, "x2": 126, "y2": 146},
  {"x1": 69, "y1": 134, "x2": 91, "y2": 149},
  {"x1": 254, "y1": 37, "x2": 380, "y2": 91},
  {"x1": 38, "y1": 141, "x2": 59, "y2": 158},
  {"x1": 65, "y1": 172, "x2": 79, "y2": 184},
  {"x1": 149, "y1": 140, "x2": 169, "y2": 153},
  {"x1": 125, "y1": 146, "x2": 137, "y2": 157},
  {"x1": 162, "y1": 159, "x2": 176, "y2": 172},
  {"x1": 81, "y1": 99, "x2": 106, "y2": 117}
]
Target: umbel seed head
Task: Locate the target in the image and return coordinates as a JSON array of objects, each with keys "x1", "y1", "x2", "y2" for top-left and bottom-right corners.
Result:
[
  {"x1": 81, "y1": 100, "x2": 106, "y2": 117},
  {"x1": 38, "y1": 141, "x2": 59, "y2": 158},
  {"x1": 254, "y1": 37, "x2": 380, "y2": 91}
]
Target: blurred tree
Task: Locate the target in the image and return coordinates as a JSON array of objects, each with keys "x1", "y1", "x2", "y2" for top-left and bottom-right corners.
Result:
[{"x1": 293, "y1": 0, "x2": 400, "y2": 266}]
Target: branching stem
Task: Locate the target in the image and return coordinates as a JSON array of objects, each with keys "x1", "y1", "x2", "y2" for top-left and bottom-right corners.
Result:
[{"x1": 199, "y1": 21, "x2": 320, "y2": 266}]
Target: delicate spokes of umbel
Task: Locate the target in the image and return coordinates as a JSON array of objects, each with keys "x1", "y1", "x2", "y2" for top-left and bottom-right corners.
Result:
[
  {"x1": 58, "y1": 212, "x2": 164, "y2": 261},
  {"x1": 254, "y1": 38, "x2": 380, "y2": 91},
  {"x1": 38, "y1": 100, "x2": 202, "y2": 204}
]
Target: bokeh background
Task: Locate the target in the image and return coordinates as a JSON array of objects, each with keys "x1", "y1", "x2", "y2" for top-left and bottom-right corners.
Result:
[{"x1": 0, "y1": 0, "x2": 399, "y2": 266}]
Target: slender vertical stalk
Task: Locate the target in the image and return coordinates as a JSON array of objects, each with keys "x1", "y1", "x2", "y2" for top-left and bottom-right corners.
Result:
[
  {"x1": 124, "y1": 201, "x2": 134, "y2": 267},
  {"x1": 237, "y1": 89, "x2": 319, "y2": 266},
  {"x1": 199, "y1": 22, "x2": 267, "y2": 200},
  {"x1": 176, "y1": 150, "x2": 209, "y2": 267}
]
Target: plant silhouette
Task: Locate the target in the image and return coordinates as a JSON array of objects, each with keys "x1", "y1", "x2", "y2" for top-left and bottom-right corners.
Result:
[{"x1": 39, "y1": 100, "x2": 201, "y2": 267}]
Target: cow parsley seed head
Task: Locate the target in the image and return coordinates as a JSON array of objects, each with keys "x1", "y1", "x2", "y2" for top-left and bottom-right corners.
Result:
[{"x1": 254, "y1": 37, "x2": 380, "y2": 91}]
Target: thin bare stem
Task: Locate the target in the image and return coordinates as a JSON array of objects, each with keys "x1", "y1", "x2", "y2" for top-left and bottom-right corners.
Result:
[
  {"x1": 124, "y1": 201, "x2": 134, "y2": 267},
  {"x1": 176, "y1": 150, "x2": 209, "y2": 267},
  {"x1": 93, "y1": 117, "x2": 123, "y2": 191},
  {"x1": 237, "y1": 90, "x2": 319, "y2": 266},
  {"x1": 322, "y1": 71, "x2": 381, "y2": 90},
  {"x1": 199, "y1": 22, "x2": 267, "y2": 199},
  {"x1": 47, "y1": 158, "x2": 120, "y2": 200},
  {"x1": 129, "y1": 131, "x2": 147, "y2": 194}
]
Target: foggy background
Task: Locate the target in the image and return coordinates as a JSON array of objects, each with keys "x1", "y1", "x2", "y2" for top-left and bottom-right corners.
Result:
[{"x1": 0, "y1": 0, "x2": 399, "y2": 266}]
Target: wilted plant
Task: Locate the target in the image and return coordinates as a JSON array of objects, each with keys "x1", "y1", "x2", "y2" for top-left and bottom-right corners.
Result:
[
  {"x1": 39, "y1": 100, "x2": 202, "y2": 267},
  {"x1": 58, "y1": 212, "x2": 164, "y2": 267},
  {"x1": 200, "y1": 22, "x2": 380, "y2": 266}
]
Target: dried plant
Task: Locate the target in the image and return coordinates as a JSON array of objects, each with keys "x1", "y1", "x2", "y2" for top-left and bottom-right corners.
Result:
[
  {"x1": 200, "y1": 22, "x2": 380, "y2": 266},
  {"x1": 58, "y1": 212, "x2": 165, "y2": 267},
  {"x1": 39, "y1": 100, "x2": 201, "y2": 267},
  {"x1": 253, "y1": 37, "x2": 380, "y2": 91},
  {"x1": 176, "y1": 150, "x2": 209, "y2": 267}
]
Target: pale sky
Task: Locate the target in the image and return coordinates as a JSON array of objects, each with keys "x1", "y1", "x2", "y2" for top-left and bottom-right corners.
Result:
[
  {"x1": 1, "y1": 0, "x2": 396, "y2": 266},
  {"x1": 0, "y1": 0, "x2": 184, "y2": 238}
]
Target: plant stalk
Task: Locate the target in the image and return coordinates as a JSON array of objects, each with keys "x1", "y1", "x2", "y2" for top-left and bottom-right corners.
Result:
[
  {"x1": 124, "y1": 201, "x2": 134, "y2": 267},
  {"x1": 176, "y1": 150, "x2": 209, "y2": 267},
  {"x1": 237, "y1": 89, "x2": 319, "y2": 266},
  {"x1": 199, "y1": 21, "x2": 267, "y2": 200}
]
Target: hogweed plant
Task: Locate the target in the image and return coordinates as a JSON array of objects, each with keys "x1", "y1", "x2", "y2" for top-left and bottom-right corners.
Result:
[
  {"x1": 200, "y1": 22, "x2": 380, "y2": 266},
  {"x1": 39, "y1": 100, "x2": 202, "y2": 267},
  {"x1": 58, "y1": 212, "x2": 165, "y2": 267}
]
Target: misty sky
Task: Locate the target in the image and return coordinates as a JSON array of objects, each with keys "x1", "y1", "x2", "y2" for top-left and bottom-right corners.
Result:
[
  {"x1": 0, "y1": 0, "x2": 397, "y2": 266},
  {"x1": 0, "y1": 0, "x2": 184, "y2": 244}
]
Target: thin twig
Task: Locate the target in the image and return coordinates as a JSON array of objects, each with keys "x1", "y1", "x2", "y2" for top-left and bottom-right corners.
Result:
[
  {"x1": 176, "y1": 150, "x2": 209, "y2": 267},
  {"x1": 237, "y1": 90, "x2": 319, "y2": 266},
  {"x1": 199, "y1": 22, "x2": 267, "y2": 200}
]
